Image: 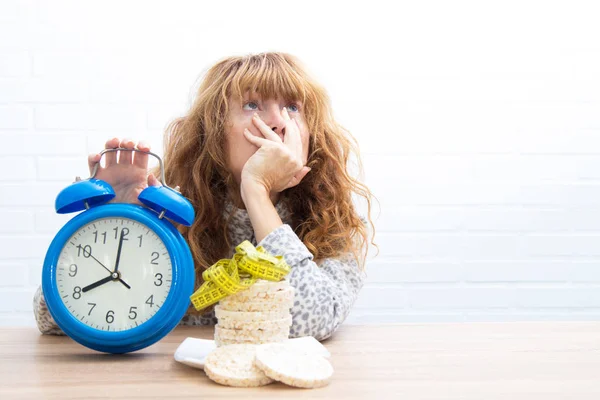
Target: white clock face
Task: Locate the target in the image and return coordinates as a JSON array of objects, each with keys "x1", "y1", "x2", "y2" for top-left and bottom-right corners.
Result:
[{"x1": 56, "y1": 217, "x2": 172, "y2": 332}]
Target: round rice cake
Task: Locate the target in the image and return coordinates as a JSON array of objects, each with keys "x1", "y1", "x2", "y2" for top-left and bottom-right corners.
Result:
[
  {"x1": 217, "y1": 314, "x2": 293, "y2": 330},
  {"x1": 218, "y1": 297, "x2": 294, "y2": 312},
  {"x1": 214, "y1": 330, "x2": 289, "y2": 347},
  {"x1": 215, "y1": 325, "x2": 290, "y2": 341},
  {"x1": 244, "y1": 279, "x2": 290, "y2": 293},
  {"x1": 203, "y1": 344, "x2": 273, "y2": 387},
  {"x1": 255, "y1": 343, "x2": 334, "y2": 389},
  {"x1": 215, "y1": 305, "x2": 290, "y2": 322},
  {"x1": 214, "y1": 332, "x2": 288, "y2": 347},
  {"x1": 226, "y1": 285, "x2": 295, "y2": 303}
]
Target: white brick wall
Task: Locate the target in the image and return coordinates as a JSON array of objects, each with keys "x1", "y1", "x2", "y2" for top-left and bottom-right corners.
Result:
[{"x1": 1, "y1": 0, "x2": 600, "y2": 327}]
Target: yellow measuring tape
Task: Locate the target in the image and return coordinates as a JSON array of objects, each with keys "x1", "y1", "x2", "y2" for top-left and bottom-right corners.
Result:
[{"x1": 189, "y1": 240, "x2": 291, "y2": 311}]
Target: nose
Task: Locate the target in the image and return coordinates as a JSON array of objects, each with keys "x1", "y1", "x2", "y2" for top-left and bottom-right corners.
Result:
[{"x1": 259, "y1": 105, "x2": 286, "y2": 137}]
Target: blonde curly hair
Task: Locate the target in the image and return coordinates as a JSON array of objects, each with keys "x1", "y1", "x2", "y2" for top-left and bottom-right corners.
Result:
[{"x1": 152, "y1": 52, "x2": 378, "y2": 299}]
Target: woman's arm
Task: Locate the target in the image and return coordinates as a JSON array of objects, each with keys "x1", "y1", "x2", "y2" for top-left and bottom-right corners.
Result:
[
  {"x1": 178, "y1": 308, "x2": 218, "y2": 326},
  {"x1": 257, "y1": 223, "x2": 367, "y2": 341},
  {"x1": 35, "y1": 235, "x2": 365, "y2": 340},
  {"x1": 243, "y1": 184, "x2": 368, "y2": 341},
  {"x1": 33, "y1": 286, "x2": 66, "y2": 335}
]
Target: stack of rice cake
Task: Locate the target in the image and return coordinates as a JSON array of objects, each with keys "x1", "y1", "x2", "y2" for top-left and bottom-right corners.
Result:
[{"x1": 214, "y1": 279, "x2": 295, "y2": 346}]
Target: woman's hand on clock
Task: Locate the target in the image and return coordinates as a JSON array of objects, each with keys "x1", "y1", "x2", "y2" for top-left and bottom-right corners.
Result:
[{"x1": 87, "y1": 138, "x2": 161, "y2": 205}]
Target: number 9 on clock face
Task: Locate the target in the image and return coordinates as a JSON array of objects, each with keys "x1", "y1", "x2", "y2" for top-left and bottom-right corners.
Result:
[{"x1": 57, "y1": 217, "x2": 172, "y2": 332}]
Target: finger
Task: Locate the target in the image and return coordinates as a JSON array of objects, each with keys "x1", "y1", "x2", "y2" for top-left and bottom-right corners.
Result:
[
  {"x1": 293, "y1": 119, "x2": 305, "y2": 159},
  {"x1": 147, "y1": 173, "x2": 162, "y2": 187},
  {"x1": 296, "y1": 166, "x2": 311, "y2": 183},
  {"x1": 281, "y1": 107, "x2": 297, "y2": 138},
  {"x1": 296, "y1": 119, "x2": 309, "y2": 165},
  {"x1": 281, "y1": 107, "x2": 300, "y2": 153},
  {"x1": 104, "y1": 137, "x2": 120, "y2": 167},
  {"x1": 118, "y1": 138, "x2": 135, "y2": 164},
  {"x1": 88, "y1": 153, "x2": 101, "y2": 175},
  {"x1": 283, "y1": 166, "x2": 311, "y2": 190},
  {"x1": 283, "y1": 116, "x2": 302, "y2": 159},
  {"x1": 134, "y1": 140, "x2": 151, "y2": 169},
  {"x1": 252, "y1": 113, "x2": 282, "y2": 143},
  {"x1": 243, "y1": 128, "x2": 270, "y2": 148}
]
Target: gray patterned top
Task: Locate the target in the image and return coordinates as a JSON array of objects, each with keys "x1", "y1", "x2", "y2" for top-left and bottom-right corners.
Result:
[{"x1": 32, "y1": 199, "x2": 367, "y2": 341}]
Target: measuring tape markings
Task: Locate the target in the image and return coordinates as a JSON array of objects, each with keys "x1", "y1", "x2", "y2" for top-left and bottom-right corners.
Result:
[{"x1": 190, "y1": 240, "x2": 291, "y2": 311}]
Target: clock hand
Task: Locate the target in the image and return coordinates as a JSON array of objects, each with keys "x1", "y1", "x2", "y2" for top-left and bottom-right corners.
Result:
[
  {"x1": 85, "y1": 254, "x2": 131, "y2": 289},
  {"x1": 86, "y1": 250, "x2": 131, "y2": 289},
  {"x1": 119, "y1": 278, "x2": 131, "y2": 289},
  {"x1": 114, "y1": 230, "x2": 125, "y2": 273},
  {"x1": 82, "y1": 270, "x2": 131, "y2": 292},
  {"x1": 82, "y1": 274, "x2": 114, "y2": 293},
  {"x1": 87, "y1": 252, "x2": 113, "y2": 275}
]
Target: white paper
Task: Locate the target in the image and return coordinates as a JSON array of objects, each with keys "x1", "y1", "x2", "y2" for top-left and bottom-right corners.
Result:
[{"x1": 173, "y1": 336, "x2": 331, "y2": 370}]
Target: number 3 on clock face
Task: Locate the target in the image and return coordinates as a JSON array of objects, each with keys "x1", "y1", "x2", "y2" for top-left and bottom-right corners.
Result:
[{"x1": 57, "y1": 217, "x2": 172, "y2": 332}]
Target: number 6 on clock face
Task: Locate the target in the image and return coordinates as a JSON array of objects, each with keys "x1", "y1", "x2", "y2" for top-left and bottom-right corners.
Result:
[{"x1": 57, "y1": 217, "x2": 172, "y2": 332}]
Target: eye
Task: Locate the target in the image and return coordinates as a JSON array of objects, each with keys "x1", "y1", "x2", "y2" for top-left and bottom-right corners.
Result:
[
  {"x1": 286, "y1": 104, "x2": 300, "y2": 112},
  {"x1": 242, "y1": 101, "x2": 259, "y2": 111}
]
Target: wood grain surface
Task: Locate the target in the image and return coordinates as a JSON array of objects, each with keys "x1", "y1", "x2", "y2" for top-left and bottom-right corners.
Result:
[{"x1": 1, "y1": 322, "x2": 599, "y2": 399}]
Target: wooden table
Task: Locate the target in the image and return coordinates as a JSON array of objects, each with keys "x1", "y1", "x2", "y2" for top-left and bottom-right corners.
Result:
[{"x1": 1, "y1": 322, "x2": 599, "y2": 399}]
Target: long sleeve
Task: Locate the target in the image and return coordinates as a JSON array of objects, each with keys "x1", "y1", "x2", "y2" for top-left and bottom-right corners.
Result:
[
  {"x1": 33, "y1": 214, "x2": 369, "y2": 339},
  {"x1": 33, "y1": 285, "x2": 66, "y2": 335},
  {"x1": 257, "y1": 222, "x2": 368, "y2": 341},
  {"x1": 178, "y1": 308, "x2": 218, "y2": 326}
]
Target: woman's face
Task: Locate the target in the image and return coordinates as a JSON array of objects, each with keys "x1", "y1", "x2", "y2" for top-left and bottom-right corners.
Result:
[{"x1": 224, "y1": 92, "x2": 310, "y2": 185}]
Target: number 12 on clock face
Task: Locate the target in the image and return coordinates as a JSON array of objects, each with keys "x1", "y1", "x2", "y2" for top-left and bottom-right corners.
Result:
[{"x1": 56, "y1": 217, "x2": 172, "y2": 332}]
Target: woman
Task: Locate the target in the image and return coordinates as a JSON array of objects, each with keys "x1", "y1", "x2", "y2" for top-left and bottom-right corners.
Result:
[{"x1": 33, "y1": 52, "x2": 377, "y2": 341}]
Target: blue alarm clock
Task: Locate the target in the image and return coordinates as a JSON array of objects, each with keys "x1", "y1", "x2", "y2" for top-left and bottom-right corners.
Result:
[{"x1": 42, "y1": 148, "x2": 195, "y2": 354}]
